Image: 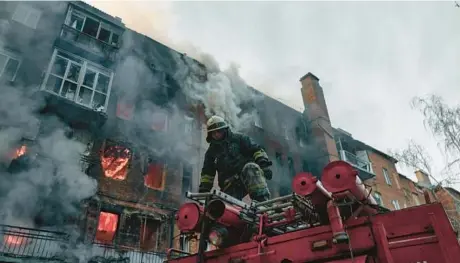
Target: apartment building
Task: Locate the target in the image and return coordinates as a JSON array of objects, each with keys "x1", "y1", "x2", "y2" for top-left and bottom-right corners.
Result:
[{"x1": 0, "y1": 1, "x2": 333, "y2": 261}]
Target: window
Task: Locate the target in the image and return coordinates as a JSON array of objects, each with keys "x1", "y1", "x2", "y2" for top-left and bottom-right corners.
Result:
[
  {"x1": 275, "y1": 152, "x2": 284, "y2": 166},
  {"x1": 393, "y1": 173, "x2": 401, "y2": 189},
  {"x1": 116, "y1": 99, "x2": 135, "y2": 120},
  {"x1": 182, "y1": 164, "x2": 192, "y2": 194},
  {"x1": 180, "y1": 236, "x2": 190, "y2": 253},
  {"x1": 382, "y1": 168, "x2": 392, "y2": 185},
  {"x1": 184, "y1": 116, "x2": 194, "y2": 133},
  {"x1": 0, "y1": 50, "x2": 20, "y2": 82},
  {"x1": 12, "y1": 3, "x2": 42, "y2": 29},
  {"x1": 373, "y1": 192, "x2": 383, "y2": 206},
  {"x1": 100, "y1": 141, "x2": 131, "y2": 181},
  {"x1": 391, "y1": 200, "x2": 401, "y2": 210},
  {"x1": 139, "y1": 217, "x2": 160, "y2": 250},
  {"x1": 151, "y1": 111, "x2": 168, "y2": 131},
  {"x1": 42, "y1": 50, "x2": 113, "y2": 112},
  {"x1": 282, "y1": 125, "x2": 290, "y2": 140},
  {"x1": 65, "y1": 7, "x2": 120, "y2": 46},
  {"x1": 95, "y1": 212, "x2": 119, "y2": 244},
  {"x1": 254, "y1": 113, "x2": 263, "y2": 128},
  {"x1": 287, "y1": 157, "x2": 295, "y2": 177},
  {"x1": 144, "y1": 161, "x2": 167, "y2": 190},
  {"x1": 412, "y1": 193, "x2": 421, "y2": 206}
]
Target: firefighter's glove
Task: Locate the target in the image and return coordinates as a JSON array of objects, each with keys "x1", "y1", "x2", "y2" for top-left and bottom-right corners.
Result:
[
  {"x1": 262, "y1": 168, "x2": 273, "y2": 180},
  {"x1": 256, "y1": 158, "x2": 272, "y2": 169},
  {"x1": 199, "y1": 183, "x2": 212, "y2": 193}
]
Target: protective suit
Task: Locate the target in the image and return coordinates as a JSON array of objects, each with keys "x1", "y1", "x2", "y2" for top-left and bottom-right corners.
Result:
[{"x1": 199, "y1": 116, "x2": 272, "y2": 202}]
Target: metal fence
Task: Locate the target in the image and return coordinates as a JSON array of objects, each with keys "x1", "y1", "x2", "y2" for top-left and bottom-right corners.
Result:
[
  {"x1": 0, "y1": 225, "x2": 166, "y2": 263},
  {"x1": 0, "y1": 224, "x2": 69, "y2": 261}
]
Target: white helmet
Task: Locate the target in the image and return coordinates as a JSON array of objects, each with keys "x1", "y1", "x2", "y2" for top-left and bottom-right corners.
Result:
[{"x1": 206, "y1": 115, "x2": 228, "y2": 133}]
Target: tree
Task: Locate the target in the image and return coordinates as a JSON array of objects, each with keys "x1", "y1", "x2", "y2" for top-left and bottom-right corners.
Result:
[{"x1": 391, "y1": 95, "x2": 460, "y2": 233}]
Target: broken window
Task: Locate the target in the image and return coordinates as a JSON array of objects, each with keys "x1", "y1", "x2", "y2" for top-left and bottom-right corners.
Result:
[
  {"x1": 43, "y1": 50, "x2": 113, "y2": 112},
  {"x1": 140, "y1": 217, "x2": 160, "y2": 251},
  {"x1": 82, "y1": 17, "x2": 99, "y2": 37},
  {"x1": 118, "y1": 214, "x2": 141, "y2": 248},
  {"x1": 116, "y1": 99, "x2": 135, "y2": 120},
  {"x1": 12, "y1": 3, "x2": 42, "y2": 29},
  {"x1": 144, "y1": 161, "x2": 166, "y2": 190},
  {"x1": 0, "y1": 49, "x2": 21, "y2": 82},
  {"x1": 151, "y1": 111, "x2": 168, "y2": 131},
  {"x1": 65, "y1": 7, "x2": 121, "y2": 47},
  {"x1": 100, "y1": 141, "x2": 131, "y2": 180},
  {"x1": 182, "y1": 164, "x2": 192, "y2": 194},
  {"x1": 95, "y1": 211, "x2": 119, "y2": 244}
]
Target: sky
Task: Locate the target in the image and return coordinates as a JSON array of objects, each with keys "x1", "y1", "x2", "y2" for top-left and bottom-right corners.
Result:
[{"x1": 86, "y1": 0, "x2": 460, "y2": 188}]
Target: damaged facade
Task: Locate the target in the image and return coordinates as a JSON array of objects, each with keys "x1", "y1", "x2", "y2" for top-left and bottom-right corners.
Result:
[{"x1": 0, "y1": 1, "x2": 323, "y2": 261}]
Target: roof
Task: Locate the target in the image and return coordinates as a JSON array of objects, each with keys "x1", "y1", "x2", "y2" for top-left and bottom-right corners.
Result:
[
  {"x1": 334, "y1": 128, "x2": 398, "y2": 163},
  {"x1": 446, "y1": 187, "x2": 460, "y2": 198},
  {"x1": 299, "y1": 72, "x2": 320, "y2": 82}
]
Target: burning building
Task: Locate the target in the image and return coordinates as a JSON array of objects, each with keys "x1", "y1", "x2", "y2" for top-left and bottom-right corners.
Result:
[{"x1": 0, "y1": 0, "x2": 343, "y2": 262}]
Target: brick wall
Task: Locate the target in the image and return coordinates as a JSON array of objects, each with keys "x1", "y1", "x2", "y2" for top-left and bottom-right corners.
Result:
[
  {"x1": 366, "y1": 151, "x2": 407, "y2": 210},
  {"x1": 435, "y1": 188, "x2": 460, "y2": 234}
]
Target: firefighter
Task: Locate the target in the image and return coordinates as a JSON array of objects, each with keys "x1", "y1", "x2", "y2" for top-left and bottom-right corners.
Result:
[{"x1": 198, "y1": 115, "x2": 273, "y2": 202}]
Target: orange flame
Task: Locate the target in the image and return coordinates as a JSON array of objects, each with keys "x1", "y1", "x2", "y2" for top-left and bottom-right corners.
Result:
[
  {"x1": 3, "y1": 231, "x2": 28, "y2": 247},
  {"x1": 100, "y1": 145, "x2": 130, "y2": 180},
  {"x1": 14, "y1": 145, "x2": 27, "y2": 159},
  {"x1": 95, "y1": 212, "x2": 119, "y2": 243}
]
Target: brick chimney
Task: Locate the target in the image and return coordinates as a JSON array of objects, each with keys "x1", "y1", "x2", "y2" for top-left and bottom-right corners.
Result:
[
  {"x1": 300, "y1": 72, "x2": 339, "y2": 178},
  {"x1": 415, "y1": 169, "x2": 432, "y2": 188}
]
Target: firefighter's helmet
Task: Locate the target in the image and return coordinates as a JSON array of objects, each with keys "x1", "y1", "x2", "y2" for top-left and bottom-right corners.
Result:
[{"x1": 206, "y1": 115, "x2": 228, "y2": 133}]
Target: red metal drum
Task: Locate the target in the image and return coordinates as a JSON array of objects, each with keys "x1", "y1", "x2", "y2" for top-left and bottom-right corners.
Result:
[{"x1": 176, "y1": 202, "x2": 203, "y2": 232}]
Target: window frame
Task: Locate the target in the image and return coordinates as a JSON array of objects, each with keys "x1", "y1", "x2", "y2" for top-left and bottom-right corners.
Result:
[
  {"x1": 382, "y1": 168, "x2": 392, "y2": 185},
  {"x1": 41, "y1": 49, "x2": 114, "y2": 112},
  {"x1": 391, "y1": 200, "x2": 401, "y2": 210},
  {"x1": 373, "y1": 192, "x2": 383, "y2": 206},
  {"x1": 0, "y1": 49, "x2": 21, "y2": 82},
  {"x1": 412, "y1": 193, "x2": 421, "y2": 206},
  {"x1": 64, "y1": 5, "x2": 121, "y2": 47},
  {"x1": 12, "y1": 3, "x2": 42, "y2": 29},
  {"x1": 144, "y1": 162, "x2": 167, "y2": 191}
]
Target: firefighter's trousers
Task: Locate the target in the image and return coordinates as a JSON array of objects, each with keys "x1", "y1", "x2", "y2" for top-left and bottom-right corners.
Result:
[{"x1": 223, "y1": 162, "x2": 271, "y2": 202}]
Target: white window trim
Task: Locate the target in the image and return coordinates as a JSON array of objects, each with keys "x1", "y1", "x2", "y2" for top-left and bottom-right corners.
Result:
[
  {"x1": 412, "y1": 193, "x2": 421, "y2": 206},
  {"x1": 391, "y1": 200, "x2": 401, "y2": 210},
  {"x1": 0, "y1": 49, "x2": 21, "y2": 82},
  {"x1": 374, "y1": 192, "x2": 383, "y2": 206},
  {"x1": 382, "y1": 168, "x2": 392, "y2": 185},
  {"x1": 41, "y1": 49, "x2": 113, "y2": 112},
  {"x1": 64, "y1": 5, "x2": 120, "y2": 47},
  {"x1": 12, "y1": 3, "x2": 42, "y2": 29}
]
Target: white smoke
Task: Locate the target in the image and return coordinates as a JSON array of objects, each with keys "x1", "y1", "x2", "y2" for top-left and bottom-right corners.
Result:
[{"x1": 0, "y1": 2, "x2": 97, "y2": 229}]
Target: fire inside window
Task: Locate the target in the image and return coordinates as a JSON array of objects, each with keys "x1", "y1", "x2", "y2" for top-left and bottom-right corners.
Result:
[
  {"x1": 144, "y1": 162, "x2": 166, "y2": 190},
  {"x1": 95, "y1": 212, "x2": 119, "y2": 244},
  {"x1": 100, "y1": 143, "x2": 131, "y2": 180}
]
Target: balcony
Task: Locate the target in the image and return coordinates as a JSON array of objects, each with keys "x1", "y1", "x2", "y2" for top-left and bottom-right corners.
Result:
[
  {"x1": 339, "y1": 150, "x2": 376, "y2": 181},
  {"x1": 0, "y1": 224, "x2": 166, "y2": 263},
  {"x1": 57, "y1": 24, "x2": 118, "y2": 63}
]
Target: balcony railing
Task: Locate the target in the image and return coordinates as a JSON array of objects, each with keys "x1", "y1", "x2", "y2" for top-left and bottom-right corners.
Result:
[
  {"x1": 59, "y1": 24, "x2": 118, "y2": 61},
  {"x1": 0, "y1": 225, "x2": 166, "y2": 263},
  {"x1": 339, "y1": 150, "x2": 374, "y2": 175},
  {"x1": 0, "y1": 224, "x2": 69, "y2": 261}
]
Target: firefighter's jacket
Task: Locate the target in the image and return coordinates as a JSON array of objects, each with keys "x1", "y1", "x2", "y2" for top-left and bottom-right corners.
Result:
[{"x1": 199, "y1": 131, "x2": 268, "y2": 191}]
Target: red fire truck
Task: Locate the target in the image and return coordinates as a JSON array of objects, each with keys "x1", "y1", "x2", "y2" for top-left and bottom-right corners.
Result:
[{"x1": 165, "y1": 161, "x2": 460, "y2": 263}]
